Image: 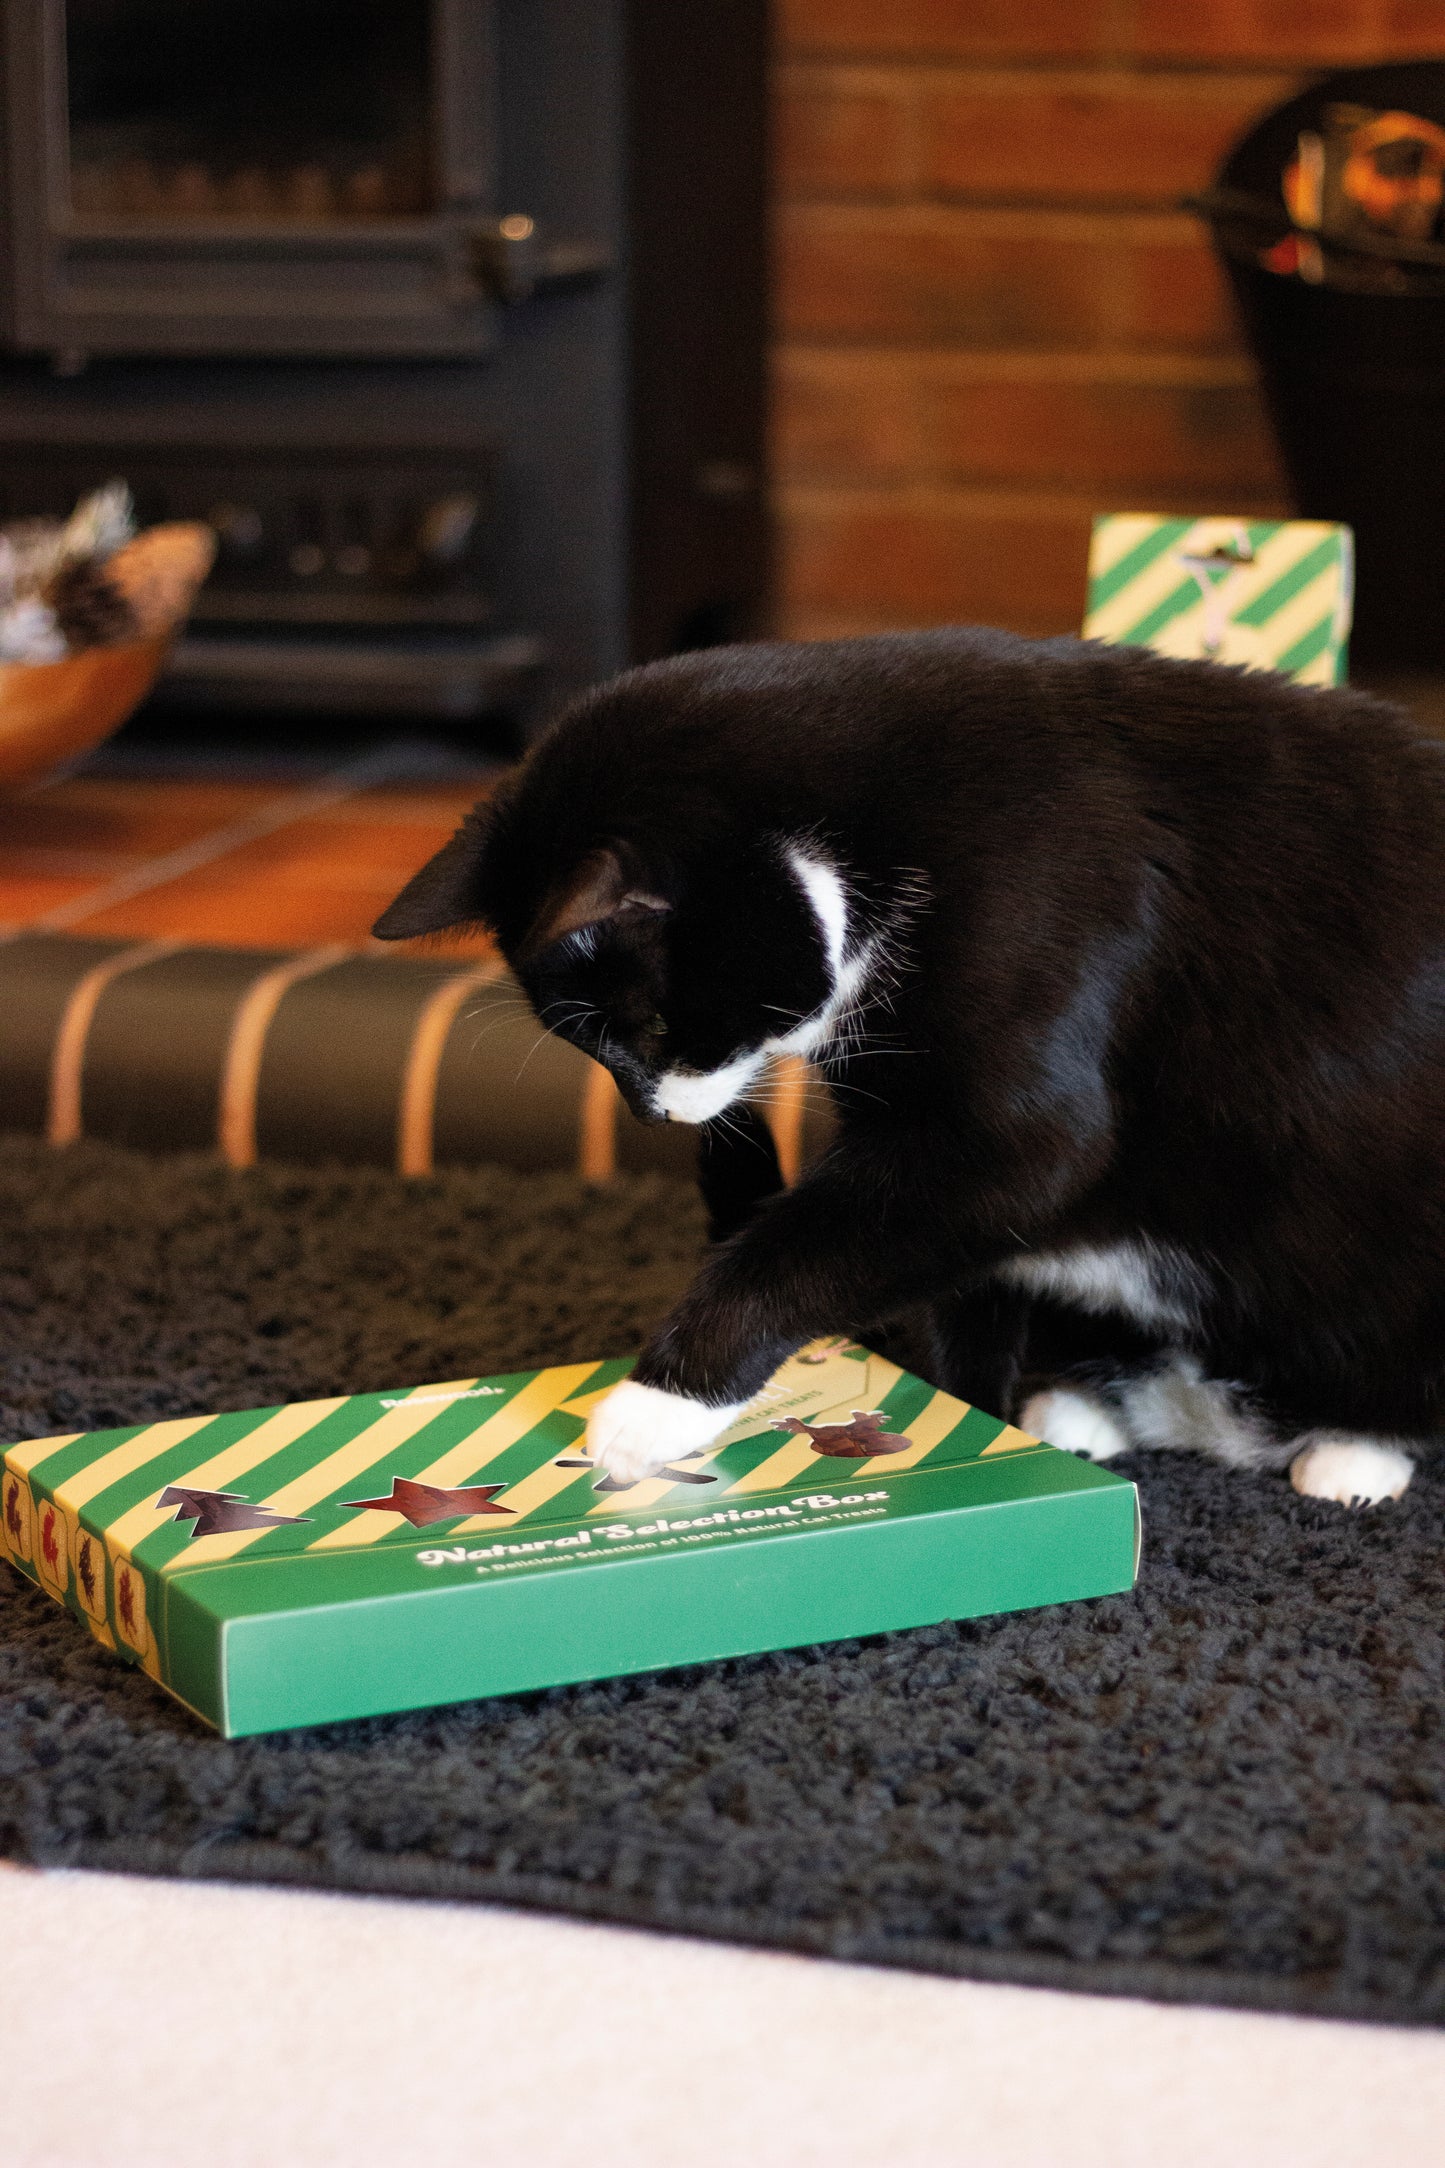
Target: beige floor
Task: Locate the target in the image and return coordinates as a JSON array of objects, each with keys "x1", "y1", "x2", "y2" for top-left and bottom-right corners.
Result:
[{"x1": 4, "y1": 1862, "x2": 1445, "y2": 2166}]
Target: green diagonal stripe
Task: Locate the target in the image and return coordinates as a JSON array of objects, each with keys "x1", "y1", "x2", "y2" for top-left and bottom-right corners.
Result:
[
  {"x1": 1273, "y1": 612, "x2": 1338, "y2": 679},
  {"x1": 1231, "y1": 535, "x2": 1340, "y2": 627},
  {"x1": 1118, "y1": 576, "x2": 1201, "y2": 647},
  {"x1": 1087, "y1": 518, "x2": 1195, "y2": 613}
]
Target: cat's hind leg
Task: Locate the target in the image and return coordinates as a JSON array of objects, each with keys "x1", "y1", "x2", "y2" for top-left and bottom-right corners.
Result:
[
  {"x1": 1026, "y1": 1350, "x2": 1417, "y2": 1505},
  {"x1": 1113, "y1": 1352, "x2": 1281, "y2": 1469},
  {"x1": 1011, "y1": 1293, "x2": 1168, "y2": 1463},
  {"x1": 1287, "y1": 1434, "x2": 1414, "y2": 1505},
  {"x1": 1120, "y1": 1357, "x2": 1416, "y2": 1501}
]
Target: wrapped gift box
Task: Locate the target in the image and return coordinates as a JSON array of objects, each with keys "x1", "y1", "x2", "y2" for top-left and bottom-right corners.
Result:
[{"x1": 1085, "y1": 513, "x2": 1354, "y2": 686}]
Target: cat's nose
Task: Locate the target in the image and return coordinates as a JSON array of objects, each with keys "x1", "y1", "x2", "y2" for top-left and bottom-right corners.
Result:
[{"x1": 611, "y1": 1065, "x2": 667, "y2": 1124}]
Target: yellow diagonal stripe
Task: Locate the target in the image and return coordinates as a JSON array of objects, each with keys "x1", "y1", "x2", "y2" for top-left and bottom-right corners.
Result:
[
  {"x1": 726, "y1": 1433, "x2": 829, "y2": 1496},
  {"x1": 484, "y1": 1455, "x2": 598, "y2": 1528},
  {"x1": 48, "y1": 1415, "x2": 217, "y2": 1513},
  {"x1": 3, "y1": 1433, "x2": 81, "y2": 1475},
  {"x1": 808, "y1": 1352, "x2": 904, "y2": 1424},
  {"x1": 1241, "y1": 565, "x2": 1336, "y2": 662},
  {"x1": 980, "y1": 1423, "x2": 1041, "y2": 1457},
  {"x1": 114, "y1": 1398, "x2": 348, "y2": 1564},
  {"x1": 557, "y1": 1386, "x2": 618, "y2": 1418},
  {"x1": 308, "y1": 1361, "x2": 602, "y2": 1550},
  {"x1": 174, "y1": 1379, "x2": 482, "y2": 1567}
]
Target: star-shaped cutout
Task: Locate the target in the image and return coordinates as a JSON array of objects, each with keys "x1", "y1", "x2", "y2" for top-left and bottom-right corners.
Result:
[{"x1": 341, "y1": 1476, "x2": 514, "y2": 1528}]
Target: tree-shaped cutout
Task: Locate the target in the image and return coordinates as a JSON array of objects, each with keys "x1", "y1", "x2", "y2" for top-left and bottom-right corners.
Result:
[{"x1": 159, "y1": 1485, "x2": 312, "y2": 1539}]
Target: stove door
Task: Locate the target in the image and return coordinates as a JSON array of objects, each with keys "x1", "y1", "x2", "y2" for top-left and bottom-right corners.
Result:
[{"x1": 1, "y1": 0, "x2": 502, "y2": 358}]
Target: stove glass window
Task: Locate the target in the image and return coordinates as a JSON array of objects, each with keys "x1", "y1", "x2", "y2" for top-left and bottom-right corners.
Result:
[{"x1": 65, "y1": 0, "x2": 434, "y2": 222}]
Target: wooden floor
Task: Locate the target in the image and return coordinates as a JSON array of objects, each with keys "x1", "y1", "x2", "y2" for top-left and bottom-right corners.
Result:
[{"x1": 0, "y1": 765, "x2": 495, "y2": 955}]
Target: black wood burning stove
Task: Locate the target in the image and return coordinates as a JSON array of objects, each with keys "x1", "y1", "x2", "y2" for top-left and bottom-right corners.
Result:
[{"x1": 0, "y1": 1, "x2": 769, "y2": 735}]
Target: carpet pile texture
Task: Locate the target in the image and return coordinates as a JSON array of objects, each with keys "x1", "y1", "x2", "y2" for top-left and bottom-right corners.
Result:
[{"x1": 2, "y1": 1138, "x2": 1444, "y2": 2026}]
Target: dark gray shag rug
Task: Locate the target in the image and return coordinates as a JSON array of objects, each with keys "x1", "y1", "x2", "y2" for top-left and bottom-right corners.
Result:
[{"x1": 2, "y1": 1137, "x2": 1444, "y2": 2027}]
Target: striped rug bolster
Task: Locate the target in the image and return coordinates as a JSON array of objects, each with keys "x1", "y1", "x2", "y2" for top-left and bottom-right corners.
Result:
[
  {"x1": 218, "y1": 945, "x2": 353, "y2": 1169},
  {"x1": 47, "y1": 939, "x2": 184, "y2": 1147},
  {"x1": 0, "y1": 937, "x2": 132, "y2": 1135},
  {"x1": 396, "y1": 958, "x2": 507, "y2": 1178}
]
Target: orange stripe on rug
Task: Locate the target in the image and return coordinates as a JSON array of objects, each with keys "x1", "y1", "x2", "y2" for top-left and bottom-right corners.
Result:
[
  {"x1": 765, "y1": 1056, "x2": 809, "y2": 1186},
  {"x1": 578, "y1": 1061, "x2": 618, "y2": 1182},
  {"x1": 48, "y1": 939, "x2": 183, "y2": 1146},
  {"x1": 397, "y1": 960, "x2": 507, "y2": 1177},
  {"x1": 217, "y1": 946, "x2": 352, "y2": 1169}
]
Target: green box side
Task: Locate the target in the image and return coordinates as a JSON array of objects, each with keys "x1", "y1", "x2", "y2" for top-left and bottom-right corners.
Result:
[
  {"x1": 158, "y1": 1572, "x2": 228, "y2": 1729},
  {"x1": 208, "y1": 1480, "x2": 1139, "y2": 1737},
  {"x1": 3, "y1": 1452, "x2": 218, "y2": 1719}
]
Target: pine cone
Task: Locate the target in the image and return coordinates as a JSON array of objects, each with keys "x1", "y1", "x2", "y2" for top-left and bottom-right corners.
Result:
[{"x1": 42, "y1": 556, "x2": 140, "y2": 653}]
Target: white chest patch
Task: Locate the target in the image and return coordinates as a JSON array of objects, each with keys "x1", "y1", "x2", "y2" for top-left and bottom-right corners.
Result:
[
  {"x1": 651, "y1": 1049, "x2": 768, "y2": 1124},
  {"x1": 764, "y1": 844, "x2": 876, "y2": 1063},
  {"x1": 648, "y1": 839, "x2": 875, "y2": 1123},
  {"x1": 996, "y1": 1240, "x2": 1206, "y2": 1334}
]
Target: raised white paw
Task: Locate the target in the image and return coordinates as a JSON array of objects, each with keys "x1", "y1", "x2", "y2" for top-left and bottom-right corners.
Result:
[
  {"x1": 1289, "y1": 1436, "x2": 1413, "y2": 1507},
  {"x1": 585, "y1": 1379, "x2": 745, "y2": 1487},
  {"x1": 1020, "y1": 1388, "x2": 1129, "y2": 1463}
]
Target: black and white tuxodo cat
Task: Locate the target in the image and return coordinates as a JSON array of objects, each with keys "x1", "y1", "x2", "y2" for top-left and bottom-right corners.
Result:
[{"x1": 376, "y1": 628, "x2": 1445, "y2": 1508}]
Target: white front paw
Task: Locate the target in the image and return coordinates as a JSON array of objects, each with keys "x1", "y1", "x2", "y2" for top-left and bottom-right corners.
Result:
[
  {"x1": 1020, "y1": 1388, "x2": 1129, "y2": 1463},
  {"x1": 1289, "y1": 1436, "x2": 1413, "y2": 1507},
  {"x1": 585, "y1": 1379, "x2": 745, "y2": 1487}
]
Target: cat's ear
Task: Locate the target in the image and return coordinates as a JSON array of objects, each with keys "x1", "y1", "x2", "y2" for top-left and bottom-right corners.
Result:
[
  {"x1": 515, "y1": 847, "x2": 669, "y2": 964},
  {"x1": 372, "y1": 819, "x2": 488, "y2": 940}
]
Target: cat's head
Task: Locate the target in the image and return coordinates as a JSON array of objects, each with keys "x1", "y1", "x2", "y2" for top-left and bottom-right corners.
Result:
[{"x1": 372, "y1": 665, "x2": 857, "y2": 1123}]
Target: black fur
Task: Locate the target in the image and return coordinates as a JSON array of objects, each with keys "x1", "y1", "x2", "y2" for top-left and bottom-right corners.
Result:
[{"x1": 376, "y1": 628, "x2": 1445, "y2": 1453}]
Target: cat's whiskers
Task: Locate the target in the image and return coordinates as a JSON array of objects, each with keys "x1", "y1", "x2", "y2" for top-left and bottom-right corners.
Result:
[
  {"x1": 459, "y1": 1003, "x2": 546, "y2": 1058},
  {"x1": 458, "y1": 988, "x2": 529, "y2": 1023},
  {"x1": 705, "y1": 1106, "x2": 755, "y2": 1150},
  {"x1": 815, "y1": 1075, "x2": 887, "y2": 1110},
  {"x1": 538, "y1": 997, "x2": 601, "y2": 1034},
  {"x1": 513, "y1": 1026, "x2": 561, "y2": 1083}
]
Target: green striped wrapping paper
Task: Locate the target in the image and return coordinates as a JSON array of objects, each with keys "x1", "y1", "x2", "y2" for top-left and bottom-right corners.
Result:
[
  {"x1": 1084, "y1": 515, "x2": 1354, "y2": 686},
  {"x1": 1, "y1": 1340, "x2": 1139, "y2": 1736}
]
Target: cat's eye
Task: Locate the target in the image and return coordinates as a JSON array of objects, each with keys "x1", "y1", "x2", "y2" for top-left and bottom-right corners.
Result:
[{"x1": 644, "y1": 1016, "x2": 667, "y2": 1039}]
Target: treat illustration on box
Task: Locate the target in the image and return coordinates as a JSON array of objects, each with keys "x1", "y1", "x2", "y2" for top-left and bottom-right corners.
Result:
[
  {"x1": 0, "y1": 1342, "x2": 1140, "y2": 1737},
  {"x1": 771, "y1": 1409, "x2": 910, "y2": 1457}
]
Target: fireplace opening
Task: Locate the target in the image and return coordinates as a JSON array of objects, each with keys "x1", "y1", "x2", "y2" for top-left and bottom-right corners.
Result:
[
  {"x1": 0, "y1": 1, "x2": 770, "y2": 745},
  {"x1": 66, "y1": 0, "x2": 436, "y2": 225}
]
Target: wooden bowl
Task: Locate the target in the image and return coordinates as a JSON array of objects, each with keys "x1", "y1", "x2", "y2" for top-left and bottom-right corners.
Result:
[{"x1": 0, "y1": 522, "x2": 215, "y2": 791}]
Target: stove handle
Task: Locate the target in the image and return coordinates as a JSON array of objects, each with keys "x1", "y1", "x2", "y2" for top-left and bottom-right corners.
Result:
[{"x1": 465, "y1": 215, "x2": 612, "y2": 305}]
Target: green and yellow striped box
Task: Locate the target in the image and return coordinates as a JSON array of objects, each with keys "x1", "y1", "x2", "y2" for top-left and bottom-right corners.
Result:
[
  {"x1": 1084, "y1": 514, "x2": 1354, "y2": 686},
  {"x1": 0, "y1": 1343, "x2": 1139, "y2": 1737}
]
